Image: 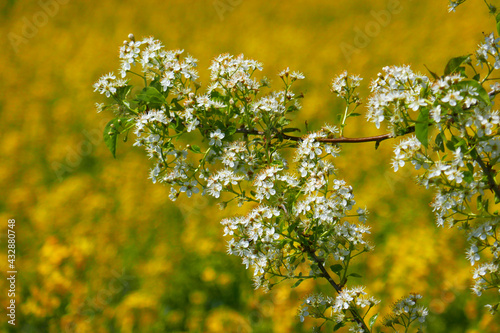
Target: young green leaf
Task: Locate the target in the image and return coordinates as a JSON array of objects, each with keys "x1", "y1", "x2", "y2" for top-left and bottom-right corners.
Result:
[
  {"x1": 188, "y1": 145, "x2": 202, "y2": 154},
  {"x1": 463, "y1": 171, "x2": 473, "y2": 183},
  {"x1": 496, "y1": 12, "x2": 500, "y2": 35},
  {"x1": 435, "y1": 132, "x2": 445, "y2": 152},
  {"x1": 369, "y1": 313, "x2": 379, "y2": 328},
  {"x1": 424, "y1": 64, "x2": 440, "y2": 80},
  {"x1": 477, "y1": 195, "x2": 483, "y2": 211},
  {"x1": 446, "y1": 139, "x2": 456, "y2": 151},
  {"x1": 444, "y1": 55, "x2": 470, "y2": 76},
  {"x1": 330, "y1": 264, "x2": 343, "y2": 276},
  {"x1": 415, "y1": 108, "x2": 430, "y2": 148},
  {"x1": 103, "y1": 119, "x2": 119, "y2": 158},
  {"x1": 291, "y1": 279, "x2": 304, "y2": 288},
  {"x1": 333, "y1": 322, "x2": 345, "y2": 331},
  {"x1": 135, "y1": 86, "x2": 166, "y2": 107}
]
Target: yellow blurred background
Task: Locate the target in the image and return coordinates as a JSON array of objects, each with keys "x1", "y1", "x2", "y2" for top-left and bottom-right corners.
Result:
[{"x1": 1, "y1": 0, "x2": 499, "y2": 331}]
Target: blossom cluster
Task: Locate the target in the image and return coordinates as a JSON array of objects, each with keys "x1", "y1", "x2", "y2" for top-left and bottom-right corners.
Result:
[
  {"x1": 369, "y1": 32, "x2": 500, "y2": 314},
  {"x1": 218, "y1": 127, "x2": 372, "y2": 298},
  {"x1": 382, "y1": 294, "x2": 429, "y2": 330},
  {"x1": 94, "y1": 33, "x2": 394, "y2": 330},
  {"x1": 298, "y1": 289, "x2": 379, "y2": 332},
  {"x1": 331, "y1": 70, "x2": 362, "y2": 103}
]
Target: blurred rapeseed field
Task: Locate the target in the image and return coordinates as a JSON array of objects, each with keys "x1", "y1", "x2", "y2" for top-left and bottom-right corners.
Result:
[{"x1": 1, "y1": 0, "x2": 499, "y2": 332}]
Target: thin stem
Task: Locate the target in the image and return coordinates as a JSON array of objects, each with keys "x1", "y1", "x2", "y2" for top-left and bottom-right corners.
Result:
[
  {"x1": 126, "y1": 70, "x2": 148, "y2": 86},
  {"x1": 340, "y1": 104, "x2": 350, "y2": 137}
]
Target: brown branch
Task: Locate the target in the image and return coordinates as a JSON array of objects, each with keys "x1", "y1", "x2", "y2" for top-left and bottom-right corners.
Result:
[
  {"x1": 286, "y1": 133, "x2": 394, "y2": 144},
  {"x1": 307, "y1": 249, "x2": 370, "y2": 332},
  {"x1": 308, "y1": 250, "x2": 342, "y2": 293},
  {"x1": 236, "y1": 127, "x2": 416, "y2": 144}
]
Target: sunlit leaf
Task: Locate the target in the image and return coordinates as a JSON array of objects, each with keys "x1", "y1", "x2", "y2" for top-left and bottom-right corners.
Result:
[
  {"x1": 444, "y1": 55, "x2": 470, "y2": 76},
  {"x1": 103, "y1": 118, "x2": 119, "y2": 158},
  {"x1": 415, "y1": 108, "x2": 430, "y2": 148},
  {"x1": 369, "y1": 313, "x2": 379, "y2": 328}
]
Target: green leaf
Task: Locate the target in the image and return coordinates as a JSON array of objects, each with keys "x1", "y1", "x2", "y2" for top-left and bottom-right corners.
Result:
[
  {"x1": 424, "y1": 64, "x2": 440, "y2": 80},
  {"x1": 496, "y1": 13, "x2": 500, "y2": 34},
  {"x1": 227, "y1": 126, "x2": 237, "y2": 136},
  {"x1": 333, "y1": 322, "x2": 345, "y2": 331},
  {"x1": 470, "y1": 148, "x2": 478, "y2": 160},
  {"x1": 349, "y1": 273, "x2": 362, "y2": 278},
  {"x1": 173, "y1": 118, "x2": 186, "y2": 133},
  {"x1": 330, "y1": 264, "x2": 343, "y2": 275},
  {"x1": 455, "y1": 138, "x2": 466, "y2": 148},
  {"x1": 446, "y1": 139, "x2": 456, "y2": 151},
  {"x1": 278, "y1": 117, "x2": 292, "y2": 127},
  {"x1": 288, "y1": 220, "x2": 300, "y2": 234},
  {"x1": 272, "y1": 159, "x2": 284, "y2": 168},
  {"x1": 444, "y1": 55, "x2": 470, "y2": 76},
  {"x1": 103, "y1": 117, "x2": 132, "y2": 158},
  {"x1": 149, "y1": 78, "x2": 163, "y2": 93},
  {"x1": 135, "y1": 86, "x2": 166, "y2": 107},
  {"x1": 116, "y1": 85, "x2": 133, "y2": 101},
  {"x1": 103, "y1": 119, "x2": 119, "y2": 158},
  {"x1": 369, "y1": 313, "x2": 379, "y2": 328},
  {"x1": 170, "y1": 101, "x2": 184, "y2": 111},
  {"x1": 291, "y1": 279, "x2": 303, "y2": 288},
  {"x1": 348, "y1": 112, "x2": 361, "y2": 117},
  {"x1": 453, "y1": 80, "x2": 491, "y2": 106},
  {"x1": 187, "y1": 145, "x2": 202, "y2": 154},
  {"x1": 415, "y1": 108, "x2": 430, "y2": 148},
  {"x1": 435, "y1": 132, "x2": 445, "y2": 152},
  {"x1": 210, "y1": 90, "x2": 223, "y2": 99},
  {"x1": 463, "y1": 171, "x2": 473, "y2": 183}
]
